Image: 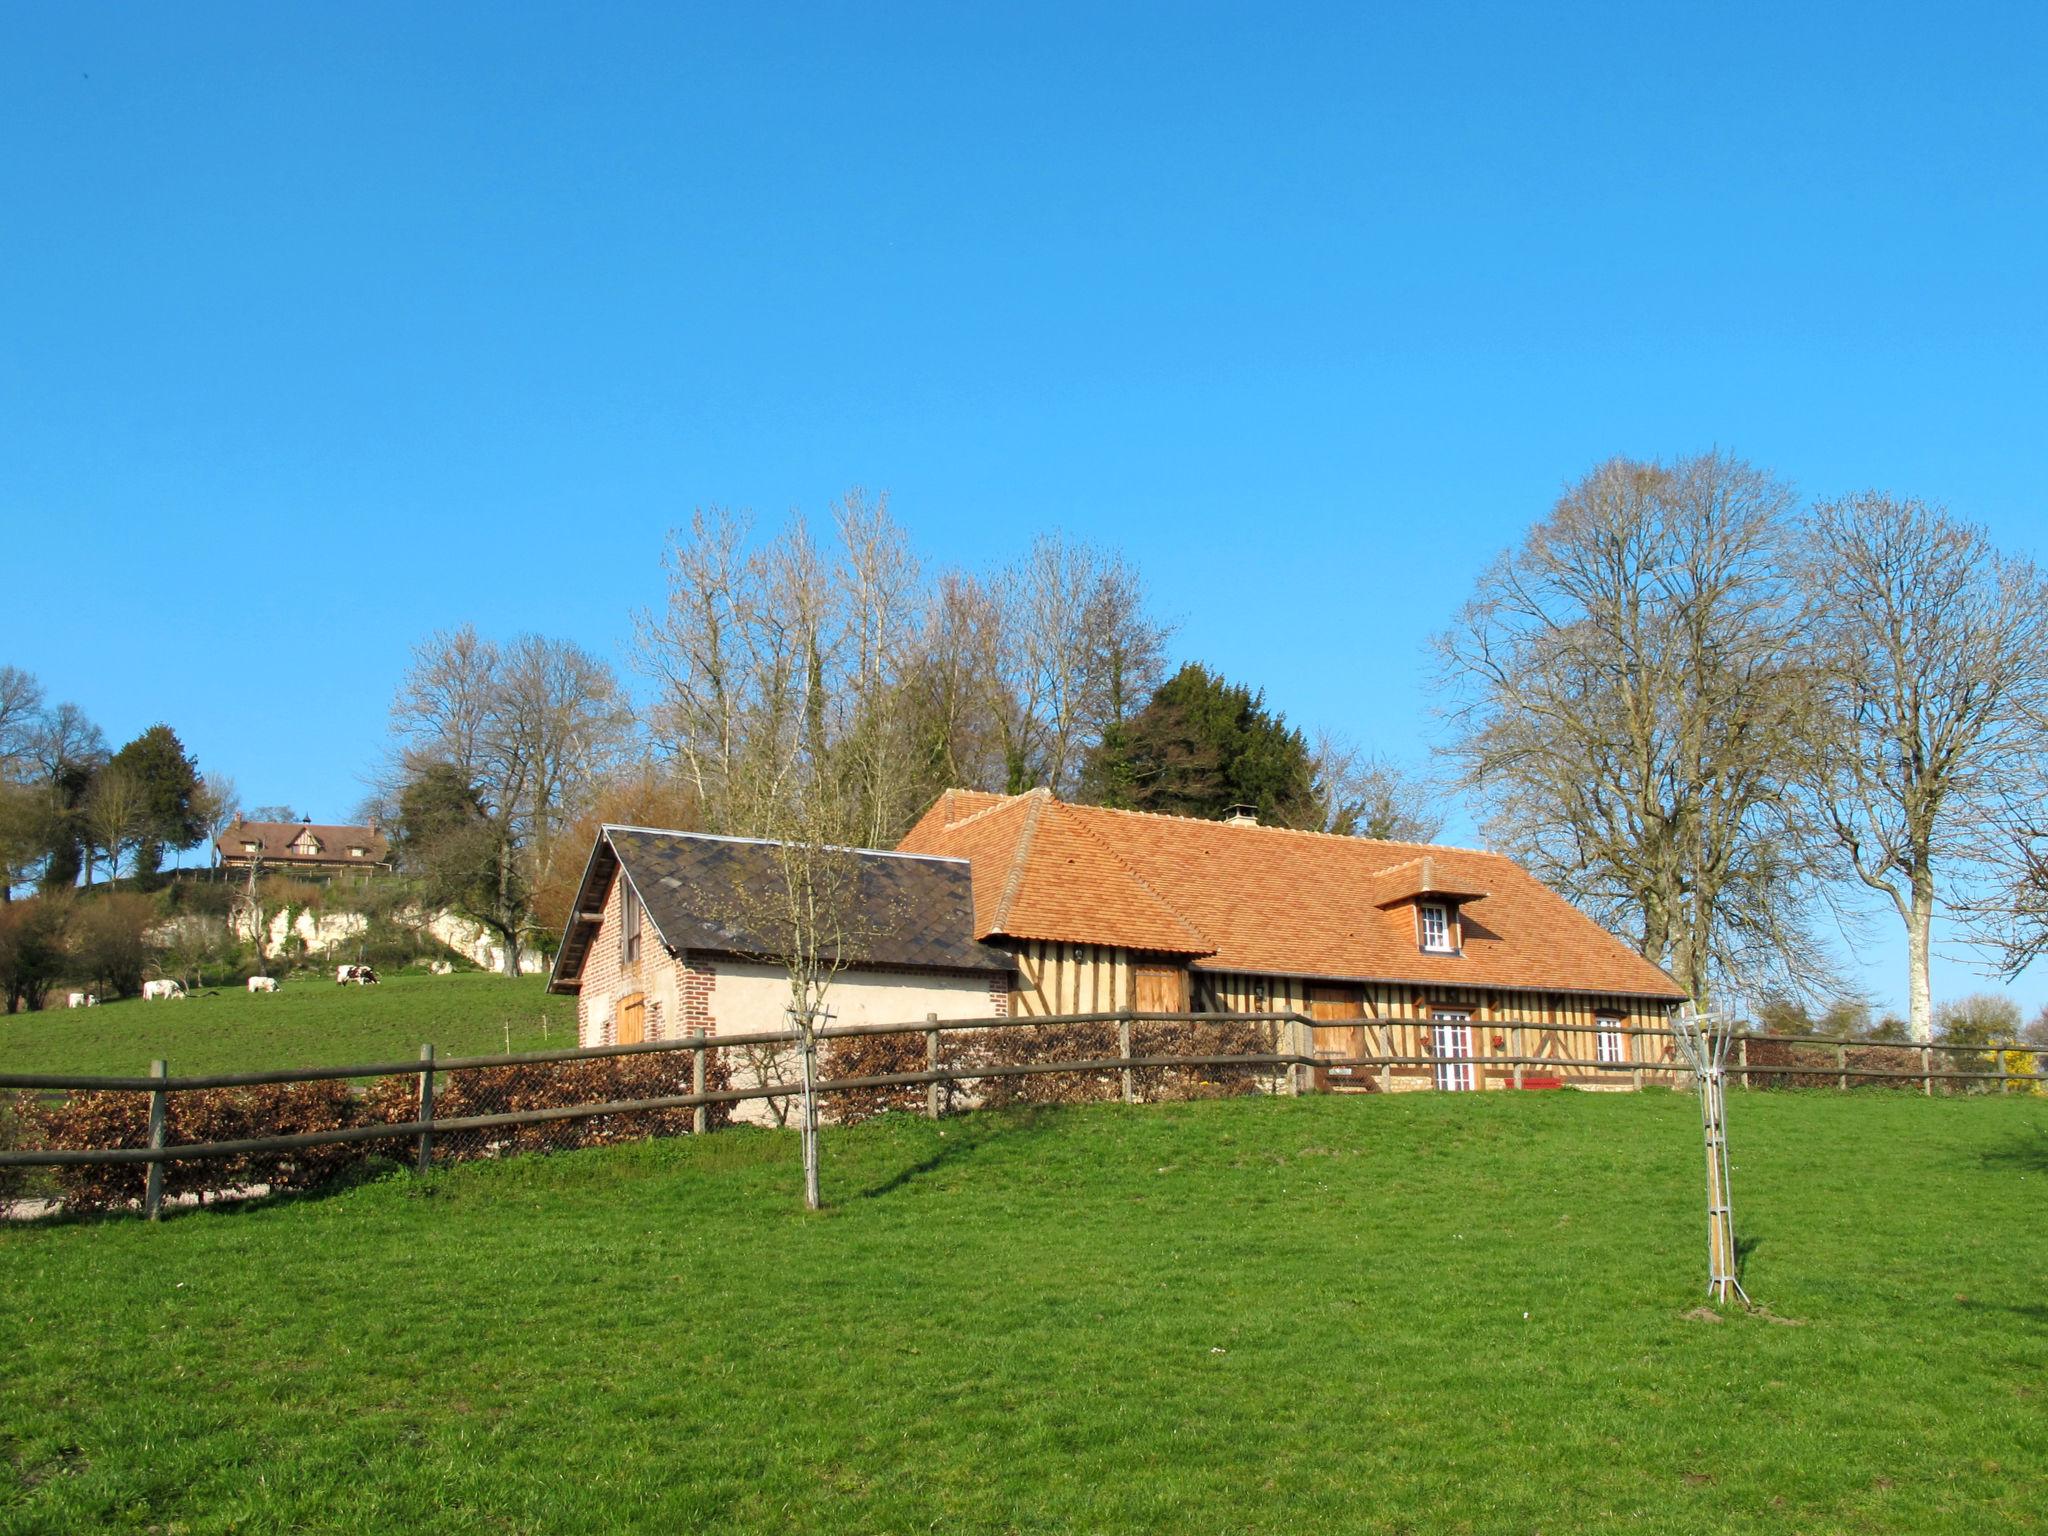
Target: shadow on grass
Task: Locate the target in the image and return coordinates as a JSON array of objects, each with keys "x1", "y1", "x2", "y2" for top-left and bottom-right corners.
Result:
[
  {"x1": 1977, "y1": 1125, "x2": 2048, "y2": 1175},
  {"x1": 848, "y1": 1105, "x2": 1068, "y2": 1202},
  {"x1": 1735, "y1": 1233, "x2": 1764, "y2": 1282}
]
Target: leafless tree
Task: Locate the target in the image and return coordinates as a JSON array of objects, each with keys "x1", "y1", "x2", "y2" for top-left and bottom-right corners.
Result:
[
  {"x1": 1302, "y1": 734, "x2": 1444, "y2": 842},
  {"x1": 82, "y1": 765, "x2": 144, "y2": 887},
  {"x1": 0, "y1": 666, "x2": 47, "y2": 778},
  {"x1": 1439, "y1": 452, "x2": 1831, "y2": 1009},
  {"x1": 390, "y1": 625, "x2": 635, "y2": 974},
  {"x1": 1798, "y1": 494, "x2": 2048, "y2": 1040},
  {"x1": 196, "y1": 772, "x2": 240, "y2": 875}
]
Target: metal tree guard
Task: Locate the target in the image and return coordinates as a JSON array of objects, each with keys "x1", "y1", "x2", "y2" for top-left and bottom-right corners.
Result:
[{"x1": 1670, "y1": 1007, "x2": 1750, "y2": 1306}]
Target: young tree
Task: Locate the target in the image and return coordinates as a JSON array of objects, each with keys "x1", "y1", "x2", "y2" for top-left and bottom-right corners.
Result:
[
  {"x1": 196, "y1": 772, "x2": 241, "y2": 874},
  {"x1": 72, "y1": 891, "x2": 158, "y2": 999},
  {"x1": 1799, "y1": 494, "x2": 2048, "y2": 1041},
  {"x1": 393, "y1": 761, "x2": 524, "y2": 974},
  {"x1": 1439, "y1": 452, "x2": 1826, "y2": 1009}
]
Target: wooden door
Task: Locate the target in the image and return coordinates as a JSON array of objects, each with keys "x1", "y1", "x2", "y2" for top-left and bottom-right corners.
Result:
[
  {"x1": 1131, "y1": 964, "x2": 1187, "y2": 1015},
  {"x1": 1310, "y1": 985, "x2": 1366, "y2": 1090},
  {"x1": 616, "y1": 991, "x2": 646, "y2": 1046}
]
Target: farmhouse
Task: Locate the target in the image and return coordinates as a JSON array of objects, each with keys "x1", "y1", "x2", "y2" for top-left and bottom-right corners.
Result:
[
  {"x1": 546, "y1": 826, "x2": 1015, "y2": 1050},
  {"x1": 896, "y1": 789, "x2": 1688, "y2": 1090},
  {"x1": 217, "y1": 814, "x2": 390, "y2": 873}
]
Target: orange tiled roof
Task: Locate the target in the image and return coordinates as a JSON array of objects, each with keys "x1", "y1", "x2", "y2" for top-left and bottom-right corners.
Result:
[{"x1": 897, "y1": 789, "x2": 1685, "y2": 999}]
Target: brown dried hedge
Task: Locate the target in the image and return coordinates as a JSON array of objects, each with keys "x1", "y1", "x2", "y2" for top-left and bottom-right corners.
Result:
[
  {"x1": 24, "y1": 1079, "x2": 383, "y2": 1213},
  {"x1": 824, "y1": 1031, "x2": 935, "y2": 1124},
  {"x1": 22, "y1": 1049, "x2": 737, "y2": 1211},
  {"x1": 946, "y1": 1017, "x2": 1276, "y2": 1110},
  {"x1": 361, "y1": 1050, "x2": 735, "y2": 1160},
  {"x1": 1740, "y1": 1039, "x2": 1937, "y2": 1091}
]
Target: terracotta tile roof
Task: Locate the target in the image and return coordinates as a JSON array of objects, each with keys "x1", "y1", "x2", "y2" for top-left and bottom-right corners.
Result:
[
  {"x1": 216, "y1": 818, "x2": 389, "y2": 865},
  {"x1": 897, "y1": 790, "x2": 1685, "y2": 1000}
]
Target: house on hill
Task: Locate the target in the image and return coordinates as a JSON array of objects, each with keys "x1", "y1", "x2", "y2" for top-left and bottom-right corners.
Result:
[
  {"x1": 896, "y1": 789, "x2": 1688, "y2": 1090},
  {"x1": 217, "y1": 814, "x2": 390, "y2": 874},
  {"x1": 546, "y1": 826, "x2": 1015, "y2": 1051}
]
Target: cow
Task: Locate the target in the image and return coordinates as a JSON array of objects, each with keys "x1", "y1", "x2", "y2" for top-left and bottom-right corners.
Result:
[
  {"x1": 336, "y1": 964, "x2": 381, "y2": 985},
  {"x1": 67, "y1": 992, "x2": 87, "y2": 1008},
  {"x1": 247, "y1": 976, "x2": 278, "y2": 994},
  {"x1": 429, "y1": 960, "x2": 454, "y2": 975},
  {"x1": 142, "y1": 979, "x2": 186, "y2": 1002}
]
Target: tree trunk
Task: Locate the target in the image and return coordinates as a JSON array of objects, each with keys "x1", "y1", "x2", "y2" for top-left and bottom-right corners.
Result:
[
  {"x1": 1908, "y1": 866, "x2": 1935, "y2": 1043},
  {"x1": 799, "y1": 1023, "x2": 822, "y2": 1210}
]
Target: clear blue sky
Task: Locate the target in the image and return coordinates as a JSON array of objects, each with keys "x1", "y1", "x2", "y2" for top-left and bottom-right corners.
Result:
[{"x1": 5, "y1": 3, "x2": 2045, "y2": 1018}]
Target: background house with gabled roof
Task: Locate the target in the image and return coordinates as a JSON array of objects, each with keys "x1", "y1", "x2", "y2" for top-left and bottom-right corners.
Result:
[
  {"x1": 217, "y1": 814, "x2": 390, "y2": 873},
  {"x1": 897, "y1": 788, "x2": 1688, "y2": 1090}
]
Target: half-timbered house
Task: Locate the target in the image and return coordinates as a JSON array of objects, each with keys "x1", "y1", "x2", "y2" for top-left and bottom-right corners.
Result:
[{"x1": 896, "y1": 789, "x2": 1688, "y2": 1090}]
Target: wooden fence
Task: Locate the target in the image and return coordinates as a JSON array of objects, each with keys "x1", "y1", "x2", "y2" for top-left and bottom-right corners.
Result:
[{"x1": 3, "y1": 1010, "x2": 2042, "y2": 1220}]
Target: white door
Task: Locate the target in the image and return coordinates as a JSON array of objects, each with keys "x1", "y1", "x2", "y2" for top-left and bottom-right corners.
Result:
[{"x1": 1432, "y1": 1013, "x2": 1474, "y2": 1092}]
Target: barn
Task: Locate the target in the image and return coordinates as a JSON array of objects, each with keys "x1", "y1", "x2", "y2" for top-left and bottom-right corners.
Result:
[
  {"x1": 895, "y1": 789, "x2": 1689, "y2": 1090},
  {"x1": 546, "y1": 826, "x2": 1015, "y2": 1053}
]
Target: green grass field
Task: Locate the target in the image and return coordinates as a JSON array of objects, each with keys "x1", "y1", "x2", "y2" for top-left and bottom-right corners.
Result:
[
  {"x1": 3, "y1": 1090, "x2": 2043, "y2": 1533},
  {"x1": 0, "y1": 972, "x2": 575, "y2": 1077}
]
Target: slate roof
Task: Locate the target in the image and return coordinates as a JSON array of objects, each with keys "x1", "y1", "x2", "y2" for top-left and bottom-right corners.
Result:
[
  {"x1": 897, "y1": 789, "x2": 1686, "y2": 1000},
  {"x1": 548, "y1": 825, "x2": 1014, "y2": 993},
  {"x1": 216, "y1": 818, "x2": 390, "y2": 865}
]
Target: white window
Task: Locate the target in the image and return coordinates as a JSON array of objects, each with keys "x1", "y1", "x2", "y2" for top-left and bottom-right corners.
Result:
[
  {"x1": 241, "y1": 841, "x2": 260, "y2": 854},
  {"x1": 1597, "y1": 1022, "x2": 1627, "y2": 1063},
  {"x1": 620, "y1": 878, "x2": 641, "y2": 964},
  {"x1": 1431, "y1": 1013, "x2": 1475, "y2": 1091},
  {"x1": 1419, "y1": 903, "x2": 1454, "y2": 953},
  {"x1": 348, "y1": 846, "x2": 365, "y2": 858}
]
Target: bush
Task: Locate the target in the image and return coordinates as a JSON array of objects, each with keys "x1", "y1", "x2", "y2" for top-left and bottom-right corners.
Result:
[
  {"x1": 948, "y1": 1017, "x2": 1277, "y2": 1111},
  {"x1": 362, "y1": 1051, "x2": 735, "y2": 1161},
  {"x1": 23, "y1": 1079, "x2": 391, "y2": 1213},
  {"x1": 826, "y1": 1031, "x2": 936, "y2": 1125}
]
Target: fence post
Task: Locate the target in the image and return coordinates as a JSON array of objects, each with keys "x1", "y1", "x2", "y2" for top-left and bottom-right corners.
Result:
[
  {"x1": 1118, "y1": 1009, "x2": 1135, "y2": 1104},
  {"x1": 144, "y1": 1059, "x2": 168, "y2": 1222},
  {"x1": 1837, "y1": 1041, "x2": 1848, "y2": 1093},
  {"x1": 1922, "y1": 1044, "x2": 1933, "y2": 1097},
  {"x1": 1379, "y1": 1023, "x2": 1392, "y2": 1093},
  {"x1": 415, "y1": 1043, "x2": 435, "y2": 1175},
  {"x1": 1999, "y1": 1039, "x2": 2011, "y2": 1096},
  {"x1": 1512, "y1": 1026, "x2": 1523, "y2": 1091},
  {"x1": 692, "y1": 1038, "x2": 708, "y2": 1135},
  {"x1": 926, "y1": 1013, "x2": 942, "y2": 1121},
  {"x1": 1738, "y1": 1035, "x2": 1749, "y2": 1090}
]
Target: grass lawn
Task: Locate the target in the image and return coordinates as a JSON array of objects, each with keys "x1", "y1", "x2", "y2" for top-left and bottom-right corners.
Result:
[
  {"x1": 0, "y1": 972, "x2": 575, "y2": 1077},
  {"x1": 3, "y1": 1090, "x2": 2045, "y2": 1534}
]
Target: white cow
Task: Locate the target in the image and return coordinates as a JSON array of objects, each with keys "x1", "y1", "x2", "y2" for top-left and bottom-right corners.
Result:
[
  {"x1": 67, "y1": 992, "x2": 86, "y2": 1008},
  {"x1": 247, "y1": 975, "x2": 278, "y2": 994},
  {"x1": 142, "y1": 979, "x2": 185, "y2": 1001},
  {"x1": 429, "y1": 960, "x2": 454, "y2": 975}
]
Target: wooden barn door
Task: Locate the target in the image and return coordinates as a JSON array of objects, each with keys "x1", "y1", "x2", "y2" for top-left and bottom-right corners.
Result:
[
  {"x1": 1309, "y1": 985, "x2": 1366, "y2": 1090},
  {"x1": 616, "y1": 991, "x2": 646, "y2": 1046},
  {"x1": 1131, "y1": 964, "x2": 1187, "y2": 1014}
]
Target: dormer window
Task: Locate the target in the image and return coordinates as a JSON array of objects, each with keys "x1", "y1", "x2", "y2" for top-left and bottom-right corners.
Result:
[
  {"x1": 241, "y1": 841, "x2": 260, "y2": 854},
  {"x1": 1419, "y1": 902, "x2": 1455, "y2": 953},
  {"x1": 348, "y1": 846, "x2": 366, "y2": 858}
]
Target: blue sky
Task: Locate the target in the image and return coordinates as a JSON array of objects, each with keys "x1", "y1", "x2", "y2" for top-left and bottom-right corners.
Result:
[{"x1": 5, "y1": 3, "x2": 2046, "y2": 1018}]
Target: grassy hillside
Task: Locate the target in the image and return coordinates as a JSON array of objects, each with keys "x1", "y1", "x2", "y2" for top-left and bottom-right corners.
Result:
[
  {"x1": 0, "y1": 972, "x2": 576, "y2": 1077},
  {"x1": 3, "y1": 1091, "x2": 2044, "y2": 1533}
]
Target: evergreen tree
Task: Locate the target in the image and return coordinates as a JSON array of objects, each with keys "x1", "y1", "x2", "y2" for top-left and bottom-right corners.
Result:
[
  {"x1": 107, "y1": 724, "x2": 204, "y2": 880},
  {"x1": 1082, "y1": 663, "x2": 1315, "y2": 823}
]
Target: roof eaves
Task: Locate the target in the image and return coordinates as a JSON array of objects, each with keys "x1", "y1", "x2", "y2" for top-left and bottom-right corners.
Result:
[{"x1": 987, "y1": 792, "x2": 1049, "y2": 936}]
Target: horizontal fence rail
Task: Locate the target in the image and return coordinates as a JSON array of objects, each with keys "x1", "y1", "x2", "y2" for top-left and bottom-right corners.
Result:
[{"x1": 3, "y1": 1010, "x2": 2042, "y2": 1220}]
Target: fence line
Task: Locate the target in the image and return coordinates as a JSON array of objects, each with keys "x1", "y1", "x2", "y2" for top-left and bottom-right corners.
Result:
[{"x1": 4, "y1": 1010, "x2": 2042, "y2": 1220}]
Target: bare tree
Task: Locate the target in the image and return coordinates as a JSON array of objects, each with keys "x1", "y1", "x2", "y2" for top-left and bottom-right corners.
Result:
[
  {"x1": 196, "y1": 772, "x2": 240, "y2": 875},
  {"x1": 82, "y1": 765, "x2": 143, "y2": 888},
  {"x1": 1799, "y1": 494, "x2": 2048, "y2": 1040},
  {"x1": 0, "y1": 666, "x2": 47, "y2": 778},
  {"x1": 390, "y1": 625, "x2": 634, "y2": 974},
  {"x1": 1439, "y1": 452, "x2": 1829, "y2": 1008},
  {"x1": 1302, "y1": 734, "x2": 1444, "y2": 842}
]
